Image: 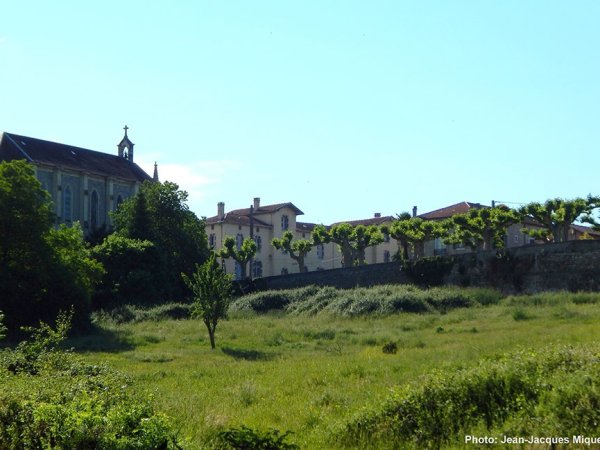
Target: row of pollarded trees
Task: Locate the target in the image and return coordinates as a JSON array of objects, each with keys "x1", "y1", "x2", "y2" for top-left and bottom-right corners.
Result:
[
  {"x1": 388, "y1": 196, "x2": 600, "y2": 260},
  {"x1": 216, "y1": 196, "x2": 600, "y2": 276}
]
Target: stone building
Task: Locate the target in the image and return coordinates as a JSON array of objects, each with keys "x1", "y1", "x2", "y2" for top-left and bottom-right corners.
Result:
[{"x1": 0, "y1": 127, "x2": 154, "y2": 234}]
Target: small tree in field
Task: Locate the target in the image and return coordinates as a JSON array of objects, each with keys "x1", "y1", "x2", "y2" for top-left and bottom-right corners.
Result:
[{"x1": 182, "y1": 253, "x2": 232, "y2": 349}]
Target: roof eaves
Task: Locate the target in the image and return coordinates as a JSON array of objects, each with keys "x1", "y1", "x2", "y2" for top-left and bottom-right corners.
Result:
[{"x1": 3, "y1": 133, "x2": 33, "y2": 162}]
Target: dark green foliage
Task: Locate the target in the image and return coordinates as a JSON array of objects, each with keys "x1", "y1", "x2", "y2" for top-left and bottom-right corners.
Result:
[
  {"x1": 112, "y1": 180, "x2": 210, "y2": 301},
  {"x1": 230, "y1": 285, "x2": 502, "y2": 317},
  {"x1": 487, "y1": 251, "x2": 535, "y2": 291},
  {"x1": 218, "y1": 426, "x2": 299, "y2": 450},
  {"x1": 337, "y1": 345, "x2": 600, "y2": 449},
  {"x1": 182, "y1": 253, "x2": 233, "y2": 349},
  {"x1": 0, "y1": 315, "x2": 180, "y2": 449},
  {"x1": 0, "y1": 311, "x2": 5, "y2": 340},
  {"x1": 402, "y1": 256, "x2": 455, "y2": 287},
  {"x1": 1, "y1": 160, "x2": 103, "y2": 336},
  {"x1": 382, "y1": 341, "x2": 398, "y2": 354},
  {"x1": 92, "y1": 234, "x2": 164, "y2": 308},
  {"x1": 512, "y1": 307, "x2": 534, "y2": 321}
]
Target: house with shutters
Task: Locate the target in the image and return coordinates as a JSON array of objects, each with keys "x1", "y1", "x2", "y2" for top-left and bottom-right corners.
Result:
[
  {"x1": 0, "y1": 127, "x2": 156, "y2": 235},
  {"x1": 205, "y1": 198, "x2": 339, "y2": 279}
]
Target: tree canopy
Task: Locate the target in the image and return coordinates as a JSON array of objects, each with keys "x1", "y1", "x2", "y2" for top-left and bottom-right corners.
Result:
[
  {"x1": 112, "y1": 180, "x2": 209, "y2": 300},
  {"x1": 445, "y1": 206, "x2": 520, "y2": 251},
  {"x1": 0, "y1": 160, "x2": 102, "y2": 336},
  {"x1": 388, "y1": 215, "x2": 444, "y2": 260},
  {"x1": 519, "y1": 196, "x2": 600, "y2": 243},
  {"x1": 218, "y1": 236, "x2": 257, "y2": 279},
  {"x1": 272, "y1": 231, "x2": 314, "y2": 273},
  {"x1": 313, "y1": 223, "x2": 383, "y2": 267}
]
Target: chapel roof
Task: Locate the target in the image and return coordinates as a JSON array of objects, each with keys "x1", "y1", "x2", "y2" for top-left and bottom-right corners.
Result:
[{"x1": 0, "y1": 132, "x2": 152, "y2": 182}]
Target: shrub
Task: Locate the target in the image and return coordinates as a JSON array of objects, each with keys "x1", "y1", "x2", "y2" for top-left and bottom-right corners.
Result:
[
  {"x1": 0, "y1": 315, "x2": 180, "y2": 449},
  {"x1": 512, "y1": 308, "x2": 534, "y2": 321},
  {"x1": 218, "y1": 426, "x2": 299, "y2": 450},
  {"x1": 91, "y1": 234, "x2": 164, "y2": 309},
  {"x1": 336, "y1": 345, "x2": 600, "y2": 449},
  {"x1": 382, "y1": 342, "x2": 398, "y2": 354}
]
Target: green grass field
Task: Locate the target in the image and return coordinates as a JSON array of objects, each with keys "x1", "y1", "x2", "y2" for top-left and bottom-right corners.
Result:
[{"x1": 71, "y1": 289, "x2": 600, "y2": 449}]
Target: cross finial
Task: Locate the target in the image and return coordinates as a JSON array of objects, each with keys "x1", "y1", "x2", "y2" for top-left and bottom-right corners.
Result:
[{"x1": 123, "y1": 125, "x2": 129, "y2": 136}]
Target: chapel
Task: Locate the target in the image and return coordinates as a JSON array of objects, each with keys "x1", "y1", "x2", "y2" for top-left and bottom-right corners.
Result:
[{"x1": 0, "y1": 127, "x2": 155, "y2": 234}]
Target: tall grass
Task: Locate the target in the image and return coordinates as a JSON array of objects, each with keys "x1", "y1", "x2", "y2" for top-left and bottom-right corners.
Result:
[
  {"x1": 75, "y1": 290, "x2": 600, "y2": 449},
  {"x1": 231, "y1": 285, "x2": 503, "y2": 317}
]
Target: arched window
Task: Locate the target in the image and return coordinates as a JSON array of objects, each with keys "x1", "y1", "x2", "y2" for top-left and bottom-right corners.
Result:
[
  {"x1": 63, "y1": 185, "x2": 72, "y2": 222},
  {"x1": 236, "y1": 233, "x2": 244, "y2": 250},
  {"x1": 90, "y1": 191, "x2": 99, "y2": 229}
]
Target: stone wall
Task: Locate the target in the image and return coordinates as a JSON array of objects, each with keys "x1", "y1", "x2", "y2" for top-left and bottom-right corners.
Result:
[
  {"x1": 447, "y1": 240, "x2": 600, "y2": 293},
  {"x1": 259, "y1": 261, "x2": 408, "y2": 290},
  {"x1": 256, "y1": 240, "x2": 600, "y2": 293}
]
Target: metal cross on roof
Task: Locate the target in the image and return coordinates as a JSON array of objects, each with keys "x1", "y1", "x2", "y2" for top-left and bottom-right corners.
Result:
[{"x1": 123, "y1": 125, "x2": 129, "y2": 135}]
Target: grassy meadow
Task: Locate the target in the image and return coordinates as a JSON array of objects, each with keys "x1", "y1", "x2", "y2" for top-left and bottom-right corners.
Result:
[{"x1": 70, "y1": 287, "x2": 600, "y2": 449}]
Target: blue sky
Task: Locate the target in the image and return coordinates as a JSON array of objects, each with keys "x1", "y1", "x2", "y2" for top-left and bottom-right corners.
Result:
[{"x1": 1, "y1": 1, "x2": 599, "y2": 224}]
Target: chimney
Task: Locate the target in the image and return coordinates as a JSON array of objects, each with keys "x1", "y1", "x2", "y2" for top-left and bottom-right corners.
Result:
[
  {"x1": 412, "y1": 206, "x2": 417, "y2": 217},
  {"x1": 253, "y1": 197, "x2": 260, "y2": 210},
  {"x1": 374, "y1": 212, "x2": 381, "y2": 218},
  {"x1": 217, "y1": 202, "x2": 225, "y2": 220}
]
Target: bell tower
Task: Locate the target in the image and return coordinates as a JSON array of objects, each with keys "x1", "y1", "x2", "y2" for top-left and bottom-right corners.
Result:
[{"x1": 117, "y1": 125, "x2": 135, "y2": 161}]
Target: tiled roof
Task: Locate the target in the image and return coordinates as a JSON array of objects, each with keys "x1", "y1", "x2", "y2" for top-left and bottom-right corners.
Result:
[
  {"x1": 419, "y1": 202, "x2": 486, "y2": 220},
  {"x1": 570, "y1": 224, "x2": 600, "y2": 237},
  {"x1": 205, "y1": 202, "x2": 303, "y2": 226},
  {"x1": 205, "y1": 213, "x2": 272, "y2": 227},
  {"x1": 229, "y1": 202, "x2": 304, "y2": 216},
  {"x1": 331, "y1": 215, "x2": 394, "y2": 227},
  {"x1": 0, "y1": 132, "x2": 152, "y2": 182},
  {"x1": 296, "y1": 221, "x2": 317, "y2": 232}
]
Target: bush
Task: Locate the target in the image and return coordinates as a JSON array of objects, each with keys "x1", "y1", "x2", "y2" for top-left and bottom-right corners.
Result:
[
  {"x1": 91, "y1": 234, "x2": 165, "y2": 309},
  {"x1": 382, "y1": 342, "x2": 398, "y2": 354},
  {"x1": 218, "y1": 426, "x2": 299, "y2": 450},
  {"x1": 0, "y1": 315, "x2": 180, "y2": 449},
  {"x1": 336, "y1": 345, "x2": 600, "y2": 449}
]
